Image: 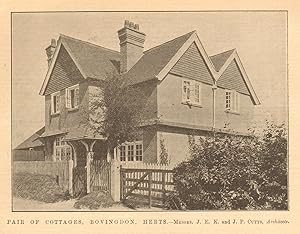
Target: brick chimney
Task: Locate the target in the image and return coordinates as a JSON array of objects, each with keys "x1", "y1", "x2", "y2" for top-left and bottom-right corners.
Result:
[
  {"x1": 45, "y1": 39, "x2": 57, "y2": 67},
  {"x1": 118, "y1": 20, "x2": 146, "y2": 73}
]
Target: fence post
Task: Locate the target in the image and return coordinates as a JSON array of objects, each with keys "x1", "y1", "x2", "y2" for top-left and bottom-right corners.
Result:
[
  {"x1": 148, "y1": 172, "x2": 152, "y2": 208},
  {"x1": 86, "y1": 153, "x2": 91, "y2": 194},
  {"x1": 162, "y1": 171, "x2": 166, "y2": 205},
  {"x1": 110, "y1": 160, "x2": 121, "y2": 202},
  {"x1": 120, "y1": 165, "x2": 124, "y2": 200},
  {"x1": 68, "y1": 159, "x2": 74, "y2": 196}
]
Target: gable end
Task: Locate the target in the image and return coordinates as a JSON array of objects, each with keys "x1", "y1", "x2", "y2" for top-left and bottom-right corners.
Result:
[
  {"x1": 170, "y1": 42, "x2": 214, "y2": 85},
  {"x1": 217, "y1": 59, "x2": 250, "y2": 95},
  {"x1": 44, "y1": 45, "x2": 84, "y2": 95}
]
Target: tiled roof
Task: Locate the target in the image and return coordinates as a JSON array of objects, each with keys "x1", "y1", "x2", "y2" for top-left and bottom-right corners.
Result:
[
  {"x1": 60, "y1": 33, "x2": 234, "y2": 85},
  {"x1": 60, "y1": 34, "x2": 120, "y2": 79},
  {"x1": 15, "y1": 127, "x2": 45, "y2": 150},
  {"x1": 40, "y1": 129, "x2": 67, "y2": 138},
  {"x1": 64, "y1": 126, "x2": 105, "y2": 141},
  {"x1": 122, "y1": 31, "x2": 195, "y2": 85},
  {"x1": 209, "y1": 49, "x2": 235, "y2": 71}
]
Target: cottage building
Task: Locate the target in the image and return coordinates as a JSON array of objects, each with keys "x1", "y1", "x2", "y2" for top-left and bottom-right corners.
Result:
[{"x1": 33, "y1": 20, "x2": 260, "y2": 167}]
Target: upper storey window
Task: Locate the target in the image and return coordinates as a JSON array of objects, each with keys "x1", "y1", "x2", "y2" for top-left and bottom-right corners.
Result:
[
  {"x1": 66, "y1": 84, "x2": 79, "y2": 109},
  {"x1": 182, "y1": 79, "x2": 202, "y2": 106},
  {"x1": 225, "y1": 89, "x2": 240, "y2": 113},
  {"x1": 51, "y1": 91, "x2": 60, "y2": 115}
]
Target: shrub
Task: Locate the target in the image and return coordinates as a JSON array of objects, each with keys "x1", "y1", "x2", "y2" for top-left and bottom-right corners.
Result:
[
  {"x1": 13, "y1": 173, "x2": 68, "y2": 203},
  {"x1": 171, "y1": 122, "x2": 287, "y2": 210}
]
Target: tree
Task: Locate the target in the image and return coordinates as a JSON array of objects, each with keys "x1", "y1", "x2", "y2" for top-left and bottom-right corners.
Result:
[
  {"x1": 87, "y1": 71, "x2": 145, "y2": 161},
  {"x1": 169, "y1": 122, "x2": 287, "y2": 210}
]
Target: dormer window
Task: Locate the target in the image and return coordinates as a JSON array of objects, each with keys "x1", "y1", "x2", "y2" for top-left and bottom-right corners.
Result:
[
  {"x1": 51, "y1": 91, "x2": 60, "y2": 114},
  {"x1": 66, "y1": 84, "x2": 79, "y2": 109},
  {"x1": 225, "y1": 89, "x2": 240, "y2": 113},
  {"x1": 182, "y1": 79, "x2": 202, "y2": 106}
]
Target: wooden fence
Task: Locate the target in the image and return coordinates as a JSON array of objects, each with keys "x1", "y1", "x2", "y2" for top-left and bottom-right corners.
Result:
[
  {"x1": 13, "y1": 161, "x2": 71, "y2": 192},
  {"x1": 13, "y1": 150, "x2": 45, "y2": 161},
  {"x1": 90, "y1": 160, "x2": 111, "y2": 192},
  {"x1": 120, "y1": 164, "x2": 174, "y2": 207}
]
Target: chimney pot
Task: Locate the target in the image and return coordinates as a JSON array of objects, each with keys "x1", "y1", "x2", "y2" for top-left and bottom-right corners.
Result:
[
  {"x1": 124, "y1": 20, "x2": 130, "y2": 27},
  {"x1": 129, "y1": 21, "x2": 134, "y2": 28},
  {"x1": 50, "y1": 38, "x2": 56, "y2": 47},
  {"x1": 45, "y1": 38, "x2": 56, "y2": 67}
]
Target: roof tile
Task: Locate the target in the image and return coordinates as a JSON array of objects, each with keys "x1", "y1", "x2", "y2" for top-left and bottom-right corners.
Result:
[
  {"x1": 122, "y1": 31, "x2": 195, "y2": 85},
  {"x1": 209, "y1": 49, "x2": 235, "y2": 71},
  {"x1": 60, "y1": 35, "x2": 120, "y2": 79}
]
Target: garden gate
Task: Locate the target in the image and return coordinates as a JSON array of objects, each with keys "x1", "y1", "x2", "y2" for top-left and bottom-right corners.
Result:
[
  {"x1": 120, "y1": 166, "x2": 174, "y2": 207},
  {"x1": 90, "y1": 160, "x2": 111, "y2": 193}
]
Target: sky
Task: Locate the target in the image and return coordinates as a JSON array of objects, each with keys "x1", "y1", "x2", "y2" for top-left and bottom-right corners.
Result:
[{"x1": 12, "y1": 12, "x2": 287, "y2": 147}]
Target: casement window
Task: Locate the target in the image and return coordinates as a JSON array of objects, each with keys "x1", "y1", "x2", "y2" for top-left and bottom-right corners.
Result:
[
  {"x1": 135, "y1": 144, "x2": 143, "y2": 161},
  {"x1": 66, "y1": 84, "x2": 79, "y2": 109},
  {"x1": 127, "y1": 145, "x2": 134, "y2": 161},
  {"x1": 51, "y1": 91, "x2": 60, "y2": 114},
  {"x1": 118, "y1": 141, "x2": 143, "y2": 162},
  {"x1": 182, "y1": 80, "x2": 191, "y2": 102},
  {"x1": 225, "y1": 90, "x2": 240, "y2": 113},
  {"x1": 120, "y1": 146, "x2": 126, "y2": 161},
  {"x1": 182, "y1": 79, "x2": 202, "y2": 105},
  {"x1": 53, "y1": 136, "x2": 72, "y2": 161}
]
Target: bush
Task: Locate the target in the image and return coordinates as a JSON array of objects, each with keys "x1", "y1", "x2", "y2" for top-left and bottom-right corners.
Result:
[
  {"x1": 13, "y1": 173, "x2": 69, "y2": 203},
  {"x1": 171, "y1": 122, "x2": 287, "y2": 210}
]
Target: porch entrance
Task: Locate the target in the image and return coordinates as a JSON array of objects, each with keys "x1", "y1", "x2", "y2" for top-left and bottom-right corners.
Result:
[
  {"x1": 72, "y1": 165, "x2": 87, "y2": 197},
  {"x1": 68, "y1": 138, "x2": 111, "y2": 197},
  {"x1": 72, "y1": 158, "x2": 111, "y2": 197}
]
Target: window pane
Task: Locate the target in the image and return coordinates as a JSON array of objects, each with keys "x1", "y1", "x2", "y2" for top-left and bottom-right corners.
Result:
[
  {"x1": 195, "y1": 83, "x2": 200, "y2": 103},
  {"x1": 55, "y1": 148, "x2": 60, "y2": 161},
  {"x1": 135, "y1": 144, "x2": 143, "y2": 161},
  {"x1": 128, "y1": 145, "x2": 134, "y2": 161},
  {"x1": 70, "y1": 89, "x2": 75, "y2": 108},
  {"x1": 225, "y1": 91, "x2": 231, "y2": 109},
  {"x1": 56, "y1": 95, "x2": 60, "y2": 112},
  {"x1": 53, "y1": 95, "x2": 57, "y2": 113},
  {"x1": 61, "y1": 148, "x2": 65, "y2": 160},
  {"x1": 66, "y1": 147, "x2": 71, "y2": 160},
  {"x1": 120, "y1": 146, "x2": 126, "y2": 161},
  {"x1": 75, "y1": 88, "x2": 79, "y2": 107},
  {"x1": 182, "y1": 81, "x2": 191, "y2": 101}
]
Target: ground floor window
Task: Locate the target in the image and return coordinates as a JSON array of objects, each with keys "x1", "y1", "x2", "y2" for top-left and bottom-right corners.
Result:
[
  {"x1": 53, "y1": 136, "x2": 72, "y2": 161},
  {"x1": 117, "y1": 141, "x2": 143, "y2": 162}
]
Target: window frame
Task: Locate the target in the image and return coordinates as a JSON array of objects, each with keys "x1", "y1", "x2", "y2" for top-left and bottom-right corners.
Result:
[
  {"x1": 117, "y1": 141, "x2": 143, "y2": 162},
  {"x1": 182, "y1": 79, "x2": 202, "y2": 107},
  {"x1": 51, "y1": 91, "x2": 60, "y2": 115},
  {"x1": 66, "y1": 84, "x2": 80, "y2": 110},
  {"x1": 53, "y1": 136, "x2": 72, "y2": 161},
  {"x1": 225, "y1": 89, "x2": 240, "y2": 114}
]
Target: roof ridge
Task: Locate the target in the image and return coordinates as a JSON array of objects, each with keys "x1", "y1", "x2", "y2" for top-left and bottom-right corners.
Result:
[
  {"x1": 209, "y1": 48, "x2": 236, "y2": 58},
  {"x1": 60, "y1": 34, "x2": 120, "y2": 54},
  {"x1": 144, "y1": 30, "x2": 196, "y2": 54}
]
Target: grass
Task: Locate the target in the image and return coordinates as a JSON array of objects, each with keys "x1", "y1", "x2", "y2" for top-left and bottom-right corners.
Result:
[
  {"x1": 13, "y1": 173, "x2": 69, "y2": 203},
  {"x1": 73, "y1": 191, "x2": 114, "y2": 210}
]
